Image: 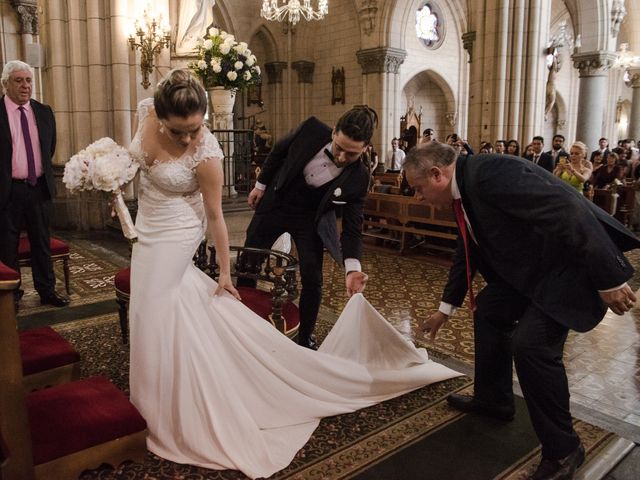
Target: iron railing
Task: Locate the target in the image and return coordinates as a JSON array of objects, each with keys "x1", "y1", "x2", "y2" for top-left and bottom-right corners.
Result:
[{"x1": 211, "y1": 129, "x2": 255, "y2": 198}]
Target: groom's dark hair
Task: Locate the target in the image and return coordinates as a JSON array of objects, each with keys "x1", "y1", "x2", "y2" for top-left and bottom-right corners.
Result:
[{"x1": 335, "y1": 105, "x2": 378, "y2": 144}]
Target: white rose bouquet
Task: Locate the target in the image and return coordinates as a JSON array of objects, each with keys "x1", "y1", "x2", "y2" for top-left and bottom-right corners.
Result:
[
  {"x1": 188, "y1": 27, "x2": 261, "y2": 90},
  {"x1": 63, "y1": 137, "x2": 139, "y2": 242}
]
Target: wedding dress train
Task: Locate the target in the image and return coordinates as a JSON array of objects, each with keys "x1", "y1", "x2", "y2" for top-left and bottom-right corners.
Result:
[{"x1": 128, "y1": 98, "x2": 461, "y2": 479}]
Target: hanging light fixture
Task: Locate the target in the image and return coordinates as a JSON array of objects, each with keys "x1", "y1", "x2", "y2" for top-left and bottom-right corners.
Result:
[{"x1": 260, "y1": 0, "x2": 328, "y2": 25}]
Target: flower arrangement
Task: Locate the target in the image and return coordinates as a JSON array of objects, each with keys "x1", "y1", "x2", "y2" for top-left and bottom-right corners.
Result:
[
  {"x1": 63, "y1": 137, "x2": 139, "y2": 242},
  {"x1": 189, "y1": 27, "x2": 261, "y2": 90}
]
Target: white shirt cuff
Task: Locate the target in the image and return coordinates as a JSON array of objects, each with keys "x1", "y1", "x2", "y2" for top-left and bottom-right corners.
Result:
[
  {"x1": 255, "y1": 181, "x2": 266, "y2": 191},
  {"x1": 438, "y1": 301, "x2": 457, "y2": 316},
  {"x1": 344, "y1": 258, "x2": 361, "y2": 274},
  {"x1": 598, "y1": 282, "x2": 628, "y2": 293}
]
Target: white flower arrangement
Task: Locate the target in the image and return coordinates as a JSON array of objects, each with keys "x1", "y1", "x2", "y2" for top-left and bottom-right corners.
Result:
[
  {"x1": 189, "y1": 27, "x2": 261, "y2": 90},
  {"x1": 63, "y1": 137, "x2": 139, "y2": 242}
]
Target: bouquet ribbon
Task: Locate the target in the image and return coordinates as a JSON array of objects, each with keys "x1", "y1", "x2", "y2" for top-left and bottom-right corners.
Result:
[{"x1": 112, "y1": 191, "x2": 138, "y2": 243}]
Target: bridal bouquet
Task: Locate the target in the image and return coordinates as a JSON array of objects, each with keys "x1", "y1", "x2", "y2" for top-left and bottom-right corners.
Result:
[{"x1": 63, "y1": 137, "x2": 139, "y2": 242}]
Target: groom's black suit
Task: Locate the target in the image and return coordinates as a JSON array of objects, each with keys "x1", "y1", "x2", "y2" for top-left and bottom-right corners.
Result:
[
  {"x1": 244, "y1": 117, "x2": 369, "y2": 343},
  {"x1": 0, "y1": 96, "x2": 58, "y2": 298},
  {"x1": 442, "y1": 154, "x2": 639, "y2": 460}
]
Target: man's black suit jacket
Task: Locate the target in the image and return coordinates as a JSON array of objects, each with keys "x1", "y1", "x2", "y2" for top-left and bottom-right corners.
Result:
[
  {"x1": 0, "y1": 96, "x2": 57, "y2": 210},
  {"x1": 442, "y1": 154, "x2": 640, "y2": 332},
  {"x1": 525, "y1": 151, "x2": 554, "y2": 173},
  {"x1": 256, "y1": 116, "x2": 369, "y2": 263}
]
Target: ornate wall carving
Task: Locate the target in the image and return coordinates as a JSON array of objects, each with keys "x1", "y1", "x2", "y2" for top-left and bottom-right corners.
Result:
[
  {"x1": 356, "y1": 47, "x2": 406, "y2": 74},
  {"x1": 292, "y1": 61, "x2": 315, "y2": 83},
  {"x1": 572, "y1": 52, "x2": 617, "y2": 77},
  {"x1": 356, "y1": 0, "x2": 378, "y2": 36},
  {"x1": 11, "y1": 0, "x2": 38, "y2": 35},
  {"x1": 264, "y1": 61, "x2": 287, "y2": 84}
]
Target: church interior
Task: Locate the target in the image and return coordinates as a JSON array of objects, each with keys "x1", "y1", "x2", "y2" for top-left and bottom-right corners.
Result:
[{"x1": 1, "y1": 0, "x2": 640, "y2": 478}]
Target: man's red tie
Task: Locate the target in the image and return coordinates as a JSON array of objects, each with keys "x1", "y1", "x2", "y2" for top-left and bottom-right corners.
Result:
[
  {"x1": 452, "y1": 199, "x2": 476, "y2": 311},
  {"x1": 18, "y1": 106, "x2": 38, "y2": 186}
]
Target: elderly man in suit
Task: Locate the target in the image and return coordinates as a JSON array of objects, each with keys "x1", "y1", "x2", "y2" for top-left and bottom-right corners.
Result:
[
  {"x1": 404, "y1": 142, "x2": 639, "y2": 480},
  {"x1": 243, "y1": 106, "x2": 376, "y2": 349},
  {"x1": 0, "y1": 60, "x2": 68, "y2": 308}
]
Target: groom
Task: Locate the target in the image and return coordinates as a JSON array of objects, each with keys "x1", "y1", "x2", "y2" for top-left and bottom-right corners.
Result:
[{"x1": 242, "y1": 106, "x2": 377, "y2": 349}]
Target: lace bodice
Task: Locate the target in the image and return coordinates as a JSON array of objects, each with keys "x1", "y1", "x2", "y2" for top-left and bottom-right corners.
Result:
[{"x1": 129, "y1": 98, "x2": 223, "y2": 201}]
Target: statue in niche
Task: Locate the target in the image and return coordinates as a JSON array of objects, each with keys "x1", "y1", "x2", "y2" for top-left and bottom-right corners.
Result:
[
  {"x1": 544, "y1": 46, "x2": 560, "y2": 120},
  {"x1": 175, "y1": 0, "x2": 215, "y2": 56}
]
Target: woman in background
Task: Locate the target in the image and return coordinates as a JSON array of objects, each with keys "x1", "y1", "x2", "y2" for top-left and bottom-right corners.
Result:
[{"x1": 553, "y1": 141, "x2": 592, "y2": 194}]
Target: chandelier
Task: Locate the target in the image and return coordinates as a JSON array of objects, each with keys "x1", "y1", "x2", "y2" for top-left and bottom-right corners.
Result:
[{"x1": 260, "y1": 0, "x2": 328, "y2": 25}]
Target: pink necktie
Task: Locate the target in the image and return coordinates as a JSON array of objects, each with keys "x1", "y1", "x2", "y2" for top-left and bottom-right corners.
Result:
[
  {"x1": 452, "y1": 199, "x2": 476, "y2": 311},
  {"x1": 19, "y1": 106, "x2": 37, "y2": 186}
]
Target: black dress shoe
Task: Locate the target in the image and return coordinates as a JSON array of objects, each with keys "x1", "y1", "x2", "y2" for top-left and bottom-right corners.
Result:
[
  {"x1": 529, "y1": 443, "x2": 585, "y2": 480},
  {"x1": 298, "y1": 335, "x2": 318, "y2": 350},
  {"x1": 40, "y1": 291, "x2": 70, "y2": 307},
  {"x1": 446, "y1": 393, "x2": 515, "y2": 421}
]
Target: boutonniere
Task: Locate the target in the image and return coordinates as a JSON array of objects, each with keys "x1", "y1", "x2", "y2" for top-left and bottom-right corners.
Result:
[{"x1": 333, "y1": 187, "x2": 342, "y2": 197}]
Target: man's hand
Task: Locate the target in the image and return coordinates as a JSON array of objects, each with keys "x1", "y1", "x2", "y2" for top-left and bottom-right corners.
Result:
[
  {"x1": 247, "y1": 187, "x2": 264, "y2": 209},
  {"x1": 418, "y1": 311, "x2": 449, "y2": 341},
  {"x1": 600, "y1": 284, "x2": 637, "y2": 315},
  {"x1": 346, "y1": 271, "x2": 368, "y2": 297}
]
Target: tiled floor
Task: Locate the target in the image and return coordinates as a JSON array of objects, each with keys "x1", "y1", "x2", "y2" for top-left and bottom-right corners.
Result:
[{"x1": 53, "y1": 208, "x2": 640, "y2": 477}]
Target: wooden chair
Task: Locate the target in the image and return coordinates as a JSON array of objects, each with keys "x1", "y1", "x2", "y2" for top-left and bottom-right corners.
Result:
[
  {"x1": 18, "y1": 236, "x2": 71, "y2": 295},
  {"x1": 116, "y1": 243, "x2": 300, "y2": 343},
  {"x1": 0, "y1": 261, "x2": 147, "y2": 480},
  {"x1": 614, "y1": 185, "x2": 636, "y2": 227}
]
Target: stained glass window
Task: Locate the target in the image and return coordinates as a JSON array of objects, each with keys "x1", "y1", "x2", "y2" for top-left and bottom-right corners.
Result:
[{"x1": 416, "y1": 4, "x2": 440, "y2": 48}]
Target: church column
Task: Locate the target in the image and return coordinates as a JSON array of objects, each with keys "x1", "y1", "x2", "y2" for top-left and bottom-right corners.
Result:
[
  {"x1": 627, "y1": 67, "x2": 640, "y2": 142},
  {"x1": 292, "y1": 61, "x2": 315, "y2": 124},
  {"x1": 356, "y1": 47, "x2": 406, "y2": 157},
  {"x1": 572, "y1": 52, "x2": 617, "y2": 150},
  {"x1": 265, "y1": 61, "x2": 287, "y2": 139}
]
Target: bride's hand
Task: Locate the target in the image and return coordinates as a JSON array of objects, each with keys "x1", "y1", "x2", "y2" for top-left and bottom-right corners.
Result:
[{"x1": 214, "y1": 273, "x2": 242, "y2": 301}]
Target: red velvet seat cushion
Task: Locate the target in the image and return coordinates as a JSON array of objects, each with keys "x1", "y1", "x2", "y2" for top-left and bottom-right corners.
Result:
[
  {"x1": 114, "y1": 267, "x2": 131, "y2": 295},
  {"x1": 0, "y1": 261, "x2": 20, "y2": 282},
  {"x1": 20, "y1": 326, "x2": 80, "y2": 376},
  {"x1": 18, "y1": 236, "x2": 70, "y2": 259},
  {"x1": 237, "y1": 286, "x2": 300, "y2": 331},
  {"x1": 27, "y1": 376, "x2": 147, "y2": 465}
]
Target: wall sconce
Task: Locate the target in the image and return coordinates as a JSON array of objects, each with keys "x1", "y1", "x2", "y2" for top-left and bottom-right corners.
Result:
[{"x1": 128, "y1": 9, "x2": 171, "y2": 89}]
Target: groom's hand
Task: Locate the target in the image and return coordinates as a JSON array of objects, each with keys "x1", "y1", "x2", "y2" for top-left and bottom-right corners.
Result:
[
  {"x1": 419, "y1": 311, "x2": 449, "y2": 341},
  {"x1": 346, "y1": 271, "x2": 368, "y2": 297},
  {"x1": 247, "y1": 187, "x2": 264, "y2": 209}
]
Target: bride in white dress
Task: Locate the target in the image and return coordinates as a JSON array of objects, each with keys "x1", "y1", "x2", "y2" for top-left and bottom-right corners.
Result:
[{"x1": 128, "y1": 69, "x2": 461, "y2": 479}]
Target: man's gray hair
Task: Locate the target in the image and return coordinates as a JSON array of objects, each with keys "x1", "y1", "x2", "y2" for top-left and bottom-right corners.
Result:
[
  {"x1": 1, "y1": 60, "x2": 33, "y2": 90},
  {"x1": 404, "y1": 141, "x2": 457, "y2": 177}
]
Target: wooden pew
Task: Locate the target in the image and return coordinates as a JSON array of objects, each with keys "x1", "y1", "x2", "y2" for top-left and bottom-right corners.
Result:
[{"x1": 362, "y1": 192, "x2": 458, "y2": 255}]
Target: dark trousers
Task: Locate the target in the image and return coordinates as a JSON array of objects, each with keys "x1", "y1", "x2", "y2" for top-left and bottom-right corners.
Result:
[
  {"x1": 474, "y1": 282, "x2": 580, "y2": 459},
  {"x1": 242, "y1": 209, "x2": 324, "y2": 343},
  {"x1": 0, "y1": 178, "x2": 55, "y2": 297}
]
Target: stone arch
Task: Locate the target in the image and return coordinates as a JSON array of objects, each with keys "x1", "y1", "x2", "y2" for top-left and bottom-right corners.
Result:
[{"x1": 401, "y1": 69, "x2": 456, "y2": 140}]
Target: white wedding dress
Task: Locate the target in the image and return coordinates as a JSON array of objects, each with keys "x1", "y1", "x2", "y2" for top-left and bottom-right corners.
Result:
[{"x1": 128, "y1": 98, "x2": 461, "y2": 479}]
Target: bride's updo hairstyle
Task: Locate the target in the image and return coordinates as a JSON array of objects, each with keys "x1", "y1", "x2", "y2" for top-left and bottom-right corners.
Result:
[
  {"x1": 154, "y1": 69, "x2": 207, "y2": 120},
  {"x1": 334, "y1": 105, "x2": 378, "y2": 144}
]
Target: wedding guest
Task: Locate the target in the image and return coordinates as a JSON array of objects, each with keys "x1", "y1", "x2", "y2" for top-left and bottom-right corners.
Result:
[
  {"x1": 0, "y1": 60, "x2": 68, "y2": 308},
  {"x1": 553, "y1": 141, "x2": 592, "y2": 194},
  {"x1": 386, "y1": 137, "x2": 405, "y2": 171},
  {"x1": 421, "y1": 128, "x2": 436, "y2": 144},
  {"x1": 592, "y1": 152, "x2": 620, "y2": 189},
  {"x1": 547, "y1": 134, "x2": 568, "y2": 166},
  {"x1": 525, "y1": 136, "x2": 554, "y2": 172},
  {"x1": 506, "y1": 139, "x2": 521, "y2": 157},
  {"x1": 405, "y1": 141, "x2": 639, "y2": 480},
  {"x1": 590, "y1": 137, "x2": 610, "y2": 162},
  {"x1": 495, "y1": 140, "x2": 506, "y2": 154}
]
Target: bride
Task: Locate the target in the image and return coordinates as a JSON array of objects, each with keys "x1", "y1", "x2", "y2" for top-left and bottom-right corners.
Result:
[{"x1": 128, "y1": 69, "x2": 461, "y2": 479}]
